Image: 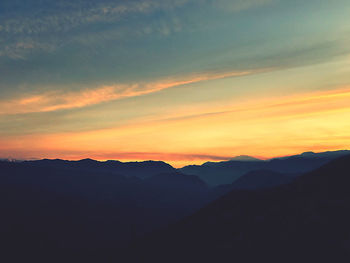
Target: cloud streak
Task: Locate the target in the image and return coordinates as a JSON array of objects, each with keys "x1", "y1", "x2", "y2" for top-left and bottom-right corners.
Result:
[
  {"x1": 0, "y1": 0, "x2": 277, "y2": 59},
  {"x1": 1, "y1": 86, "x2": 350, "y2": 166},
  {"x1": 0, "y1": 0, "x2": 189, "y2": 59},
  {"x1": 0, "y1": 0, "x2": 274, "y2": 35},
  {"x1": 0, "y1": 69, "x2": 261, "y2": 115},
  {"x1": 0, "y1": 0, "x2": 189, "y2": 35}
]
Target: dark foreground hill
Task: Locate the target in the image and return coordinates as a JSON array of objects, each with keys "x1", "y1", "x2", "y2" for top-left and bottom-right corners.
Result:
[
  {"x1": 1, "y1": 153, "x2": 349, "y2": 262},
  {"x1": 128, "y1": 155, "x2": 350, "y2": 263},
  {"x1": 226, "y1": 169, "x2": 296, "y2": 190},
  {"x1": 0, "y1": 161, "x2": 213, "y2": 262},
  {"x1": 0, "y1": 157, "x2": 305, "y2": 263}
]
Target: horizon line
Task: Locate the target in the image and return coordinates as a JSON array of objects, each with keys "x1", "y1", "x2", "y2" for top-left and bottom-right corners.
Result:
[{"x1": 2, "y1": 149, "x2": 349, "y2": 168}]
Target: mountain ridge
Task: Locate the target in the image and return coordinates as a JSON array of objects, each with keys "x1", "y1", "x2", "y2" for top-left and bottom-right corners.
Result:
[
  {"x1": 128, "y1": 154, "x2": 350, "y2": 262},
  {"x1": 179, "y1": 150, "x2": 350, "y2": 186}
]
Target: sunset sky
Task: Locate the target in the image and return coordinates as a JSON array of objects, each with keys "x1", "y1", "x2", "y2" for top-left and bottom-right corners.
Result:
[{"x1": 1, "y1": 0, "x2": 350, "y2": 167}]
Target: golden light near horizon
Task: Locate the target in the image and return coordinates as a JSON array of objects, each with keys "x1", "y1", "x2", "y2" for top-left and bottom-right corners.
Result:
[
  {"x1": 1, "y1": 86, "x2": 350, "y2": 167},
  {"x1": 1, "y1": 0, "x2": 350, "y2": 166}
]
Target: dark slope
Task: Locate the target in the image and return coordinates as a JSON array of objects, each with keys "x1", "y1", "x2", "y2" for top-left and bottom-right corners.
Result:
[
  {"x1": 145, "y1": 172, "x2": 208, "y2": 190},
  {"x1": 179, "y1": 150, "x2": 350, "y2": 186},
  {"x1": 229, "y1": 169, "x2": 295, "y2": 190},
  {"x1": 129, "y1": 155, "x2": 350, "y2": 263},
  {"x1": 213, "y1": 169, "x2": 296, "y2": 196},
  {"x1": 0, "y1": 161, "x2": 212, "y2": 262}
]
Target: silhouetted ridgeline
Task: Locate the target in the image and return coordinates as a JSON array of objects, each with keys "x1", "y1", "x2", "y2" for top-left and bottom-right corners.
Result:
[
  {"x1": 180, "y1": 150, "x2": 350, "y2": 186},
  {"x1": 0, "y1": 151, "x2": 349, "y2": 262},
  {"x1": 128, "y1": 154, "x2": 350, "y2": 263},
  {"x1": 0, "y1": 160, "x2": 211, "y2": 262},
  {"x1": 24, "y1": 158, "x2": 176, "y2": 178}
]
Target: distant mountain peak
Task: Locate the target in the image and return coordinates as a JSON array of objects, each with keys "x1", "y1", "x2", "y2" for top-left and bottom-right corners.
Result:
[
  {"x1": 230, "y1": 155, "x2": 262, "y2": 162},
  {"x1": 300, "y1": 151, "x2": 316, "y2": 156},
  {"x1": 294, "y1": 150, "x2": 350, "y2": 159},
  {"x1": 78, "y1": 158, "x2": 98, "y2": 163}
]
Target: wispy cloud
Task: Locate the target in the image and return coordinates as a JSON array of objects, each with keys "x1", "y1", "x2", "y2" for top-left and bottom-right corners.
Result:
[
  {"x1": 0, "y1": 69, "x2": 263, "y2": 115},
  {"x1": 0, "y1": 0, "x2": 189, "y2": 35},
  {"x1": 0, "y1": 40, "x2": 56, "y2": 59},
  {"x1": 0, "y1": 0, "x2": 189, "y2": 59},
  {"x1": 0, "y1": 0, "x2": 274, "y2": 36},
  {"x1": 213, "y1": 0, "x2": 275, "y2": 12},
  {"x1": 154, "y1": 86, "x2": 350, "y2": 124},
  {"x1": 0, "y1": 0, "x2": 277, "y2": 59}
]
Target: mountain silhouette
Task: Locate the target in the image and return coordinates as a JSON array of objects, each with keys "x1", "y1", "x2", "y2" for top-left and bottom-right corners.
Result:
[
  {"x1": 179, "y1": 150, "x2": 350, "y2": 186},
  {"x1": 0, "y1": 160, "x2": 212, "y2": 262},
  {"x1": 226, "y1": 169, "x2": 295, "y2": 190},
  {"x1": 1, "y1": 151, "x2": 349, "y2": 262},
  {"x1": 145, "y1": 172, "x2": 208, "y2": 190},
  {"x1": 129, "y1": 154, "x2": 350, "y2": 263},
  {"x1": 229, "y1": 155, "x2": 263, "y2": 162},
  {"x1": 24, "y1": 158, "x2": 176, "y2": 178}
]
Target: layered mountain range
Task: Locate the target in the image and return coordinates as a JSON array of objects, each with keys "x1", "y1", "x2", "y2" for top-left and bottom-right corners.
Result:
[
  {"x1": 128, "y1": 154, "x2": 350, "y2": 262},
  {"x1": 0, "y1": 150, "x2": 349, "y2": 262}
]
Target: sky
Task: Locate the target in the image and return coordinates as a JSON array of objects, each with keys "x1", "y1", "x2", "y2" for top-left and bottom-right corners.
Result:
[{"x1": 1, "y1": 0, "x2": 350, "y2": 167}]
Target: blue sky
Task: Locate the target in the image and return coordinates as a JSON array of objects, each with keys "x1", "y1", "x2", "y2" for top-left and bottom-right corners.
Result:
[{"x1": 1, "y1": 0, "x2": 349, "y2": 91}]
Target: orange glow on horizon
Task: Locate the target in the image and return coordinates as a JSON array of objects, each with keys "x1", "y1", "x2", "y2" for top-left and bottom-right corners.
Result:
[{"x1": 1, "y1": 86, "x2": 350, "y2": 167}]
